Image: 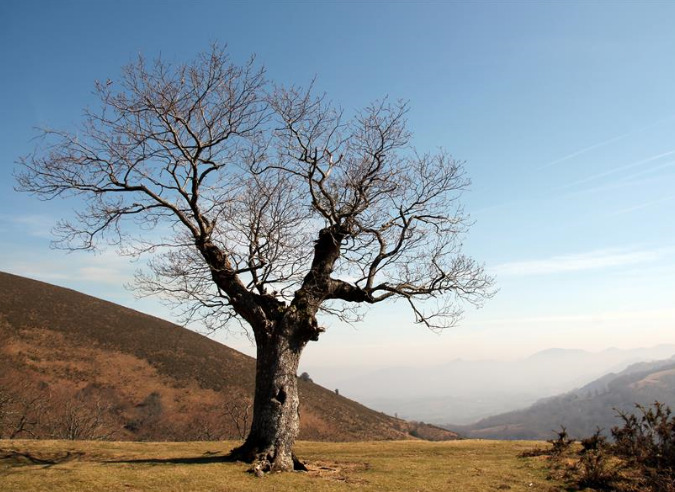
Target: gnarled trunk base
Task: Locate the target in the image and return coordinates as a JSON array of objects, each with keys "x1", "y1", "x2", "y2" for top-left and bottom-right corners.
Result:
[
  {"x1": 228, "y1": 441, "x2": 307, "y2": 473},
  {"x1": 228, "y1": 321, "x2": 308, "y2": 474}
]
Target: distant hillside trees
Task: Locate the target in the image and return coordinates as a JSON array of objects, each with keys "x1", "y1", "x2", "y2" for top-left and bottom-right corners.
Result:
[
  {"x1": 0, "y1": 381, "x2": 44, "y2": 439},
  {"x1": 0, "y1": 379, "x2": 115, "y2": 440},
  {"x1": 48, "y1": 394, "x2": 116, "y2": 441},
  {"x1": 0, "y1": 376, "x2": 259, "y2": 442},
  {"x1": 17, "y1": 45, "x2": 493, "y2": 472}
]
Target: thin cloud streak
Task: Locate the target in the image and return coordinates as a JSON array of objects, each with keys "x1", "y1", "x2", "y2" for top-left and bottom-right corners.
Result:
[
  {"x1": 613, "y1": 159, "x2": 675, "y2": 185},
  {"x1": 609, "y1": 194, "x2": 675, "y2": 216},
  {"x1": 538, "y1": 115, "x2": 675, "y2": 171},
  {"x1": 538, "y1": 133, "x2": 631, "y2": 170},
  {"x1": 558, "y1": 149, "x2": 675, "y2": 191},
  {"x1": 493, "y1": 248, "x2": 665, "y2": 276},
  {"x1": 564, "y1": 174, "x2": 665, "y2": 198}
]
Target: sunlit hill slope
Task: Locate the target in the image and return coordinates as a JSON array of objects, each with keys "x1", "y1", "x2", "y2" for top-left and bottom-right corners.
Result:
[{"x1": 0, "y1": 271, "x2": 457, "y2": 442}]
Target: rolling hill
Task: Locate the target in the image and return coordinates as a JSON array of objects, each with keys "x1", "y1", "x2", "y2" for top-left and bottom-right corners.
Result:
[
  {"x1": 0, "y1": 271, "x2": 457, "y2": 442},
  {"x1": 450, "y1": 355, "x2": 675, "y2": 440}
]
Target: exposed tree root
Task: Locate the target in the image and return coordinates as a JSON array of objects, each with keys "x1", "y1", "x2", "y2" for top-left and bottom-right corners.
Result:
[{"x1": 228, "y1": 442, "x2": 307, "y2": 475}]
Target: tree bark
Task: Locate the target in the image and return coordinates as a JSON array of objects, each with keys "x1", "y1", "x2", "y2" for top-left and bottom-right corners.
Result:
[{"x1": 228, "y1": 310, "x2": 309, "y2": 472}]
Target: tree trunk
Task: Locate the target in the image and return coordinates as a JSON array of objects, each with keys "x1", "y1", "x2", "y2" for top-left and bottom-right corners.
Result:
[{"x1": 228, "y1": 315, "x2": 308, "y2": 473}]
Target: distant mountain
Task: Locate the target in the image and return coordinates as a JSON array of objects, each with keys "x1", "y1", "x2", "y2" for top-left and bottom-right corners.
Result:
[
  {"x1": 0, "y1": 271, "x2": 457, "y2": 442},
  {"x1": 311, "y1": 344, "x2": 675, "y2": 424},
  {"x1": 450, "y1": 356, "x2": 675, "y2": 439}
]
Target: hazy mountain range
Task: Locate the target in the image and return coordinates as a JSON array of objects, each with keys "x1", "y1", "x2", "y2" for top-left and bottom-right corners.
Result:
[
  {"x1": 450, "y1": 355, "x2": 675, "y2": 439},
  {"x1": 307, "y1": 344, "x2": 675, "y2": 424}
]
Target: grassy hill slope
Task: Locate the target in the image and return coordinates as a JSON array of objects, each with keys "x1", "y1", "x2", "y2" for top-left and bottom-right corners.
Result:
[{"x1": 0, "y1": 271, "x2": 456, "y2": 442}]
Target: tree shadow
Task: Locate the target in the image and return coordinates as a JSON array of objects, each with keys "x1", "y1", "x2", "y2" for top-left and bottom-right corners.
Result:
[
  {"x1": 0, "y1": 448, "x2": 242, "y2": 468},
  {"x1": 0, "y1": 450, "x2": 84, "y2": 468},
  {"x1": 104, "y1": 452, "x2": 239, "y2": 466}
]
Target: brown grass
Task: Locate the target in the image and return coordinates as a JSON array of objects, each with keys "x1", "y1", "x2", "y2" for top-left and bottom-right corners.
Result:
[{"x1": 0, "y1": 439, "x2": 587, "y2": 492}]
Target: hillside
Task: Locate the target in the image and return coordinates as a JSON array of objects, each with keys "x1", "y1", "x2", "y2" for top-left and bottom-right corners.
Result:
[
  {"x1": 0, "y1": 271, "x2": 457, "y2": 442},
  {"x1": 450, "y1": 356, "x2": 675, "y2": 440}
]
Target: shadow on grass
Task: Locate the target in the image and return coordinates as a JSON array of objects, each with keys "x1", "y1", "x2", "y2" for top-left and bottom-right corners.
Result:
[
  {"x1": 0, "y1": 450, "x2": 84, "y2": 468},
  {"x1": 0, "y1": 448, "x2": 239, "y2": 468},
  {"x1": 104, "y1": 452, "x2": 239, "y2": 466}
]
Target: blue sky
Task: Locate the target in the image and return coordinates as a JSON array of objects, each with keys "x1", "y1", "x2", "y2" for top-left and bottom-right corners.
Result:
[{"x1": 1, "y1": 1, "x2": 675, "y2": 368}]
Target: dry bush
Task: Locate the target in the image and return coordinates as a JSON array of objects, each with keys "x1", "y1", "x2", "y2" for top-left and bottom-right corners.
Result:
[
  {"x1": 523, "y1": 402, "x2": 675, "y2": 492},
  {"x1": 574, "y1": 431, "x2": 616, "y2": 490},
  {"x1": 46, "y1": 392, "x2": 118, "y2": 440},
  {"x1": 547, "y1": 426, "x2": 575, "y2": 457},
  {"x1": 610, "y1": 402, "x2": 675, "y2": 492}
]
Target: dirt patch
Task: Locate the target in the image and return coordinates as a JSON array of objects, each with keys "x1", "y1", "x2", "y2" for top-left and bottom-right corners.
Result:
[{"x1": 302, "y1": 459, "x2": 370, "y2": 484}]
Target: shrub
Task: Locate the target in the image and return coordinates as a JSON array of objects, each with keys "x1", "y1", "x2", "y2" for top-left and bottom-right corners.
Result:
[
  {"x1": 611, "y1": 401, "x2": 675, "y2": 491},
  {"x1": 580, "y1": 427, "x2": 607, "y2": 453},
  {"x1": 612, "y1": 401, "x2": 675, "y2": 470},
  {"x1": 530, "y1": 402, "x2": 675, "y2": 492},
  {"x1": 576, "y1": 448, "x2": 615, "y2": 490},
  {"x1": 547, "y1": 426, "x2": 575, "y2": 456},
  {"x1": 572, "y1": 429, "x2": 615, "y2": 489}
]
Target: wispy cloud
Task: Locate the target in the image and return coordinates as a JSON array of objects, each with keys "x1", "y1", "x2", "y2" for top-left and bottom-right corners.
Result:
[
  {"x1": 493, "y1": 247, "x2": 665, "y2": 276},
  {"x1": 613, "y1": 159, "x2": 675, "y2": 185},
  {"x1": 0, "y1": 213, "x2": 55, "y2": 238},
  {"x1": 538, "y1": 133, "x2": 632, "y2": 170},
  {"x1": 555, "y1": 159, "x2": 675, "y2": 203},
  {"x1": 538, "y1": 116, "x2": 675, "y2": 171},
  {"x1": 609, "y1": 194, "x2": 675, "y2": 216},
  {"x1": 0, "y1": 249, "x2": 139, "y2": 286},
  {"x1": 558, "y1": 150, "x2": 675, "y2": 191},
  {"x1": 561, "y1": 173, "x2": 665, "y2": 199}
]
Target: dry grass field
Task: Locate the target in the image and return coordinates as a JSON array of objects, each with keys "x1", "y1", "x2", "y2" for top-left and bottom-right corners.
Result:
[{"x1": 0, "y1": 439, "x2": 597, "y2": 492}]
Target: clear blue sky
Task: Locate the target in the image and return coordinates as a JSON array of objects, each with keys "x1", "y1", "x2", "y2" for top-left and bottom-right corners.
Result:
[{"x1": 1, "y1": 1, "x2": 675, "y2": 367}]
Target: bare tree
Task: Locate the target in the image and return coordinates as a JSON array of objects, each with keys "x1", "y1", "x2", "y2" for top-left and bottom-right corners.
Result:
[
  {"x1": 48, "y1": 394, "x2": 117, "y2": 441},
  {"x1": 186, "y1": 415, "x2": 225, "y2": 442},
  {"x1": 17, "y1": 45, "x2": 494, "y2": 472},
  {"x1": 0, "y1": 381, "x2": 47, "y2": 439},
  {"x1": 223, "y1": 397, "x2": 253, "y2": 440}
]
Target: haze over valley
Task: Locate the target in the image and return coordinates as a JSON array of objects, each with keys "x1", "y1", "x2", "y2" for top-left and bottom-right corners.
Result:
[{"x1": 305, "y1": 344, "x2": 675, "y2": 425}]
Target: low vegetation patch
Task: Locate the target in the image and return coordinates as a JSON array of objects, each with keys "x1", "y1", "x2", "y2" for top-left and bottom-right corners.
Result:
[{"x1": 523, "y1": 401, "x2": 675, "y2": 492}]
